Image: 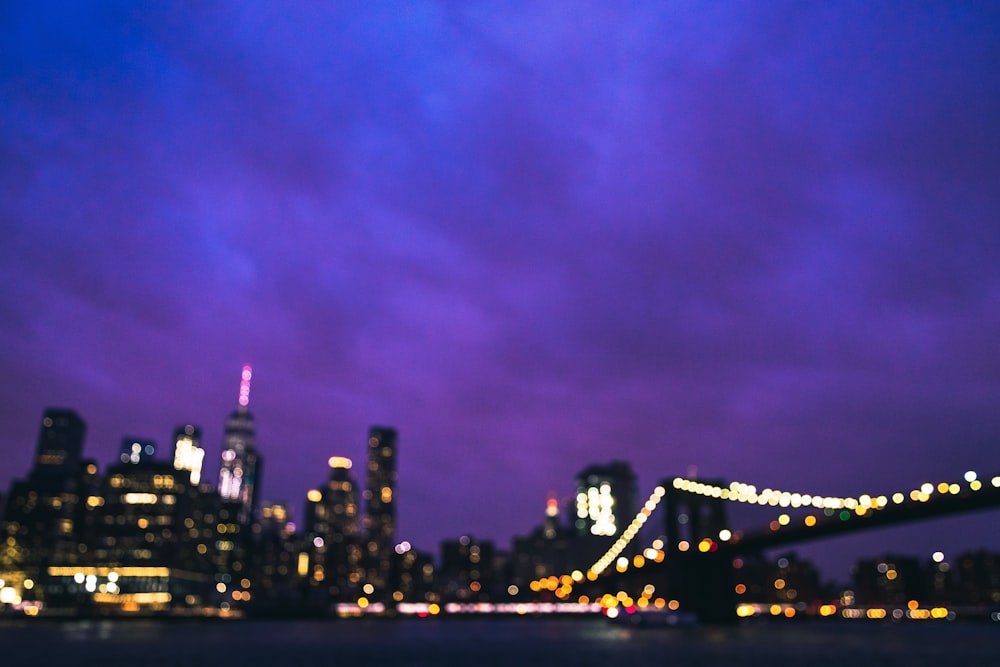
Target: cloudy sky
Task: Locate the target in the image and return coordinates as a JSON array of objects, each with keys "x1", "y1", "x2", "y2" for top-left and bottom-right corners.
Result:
[{"x1": 2, "y1": 1, "x2": 999, "y2": 581}]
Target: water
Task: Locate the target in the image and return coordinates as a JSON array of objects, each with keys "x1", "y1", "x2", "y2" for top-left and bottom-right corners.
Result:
[{"x1": 0, "y1": 617, "x2": 996, "y2": 666}]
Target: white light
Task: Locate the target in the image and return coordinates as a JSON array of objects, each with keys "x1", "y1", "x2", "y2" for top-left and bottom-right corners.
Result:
[{"x1": 964, "y1": 471, "x2": 977, "y2": 483}]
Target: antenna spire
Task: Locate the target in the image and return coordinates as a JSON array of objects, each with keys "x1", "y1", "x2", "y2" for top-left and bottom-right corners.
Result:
[{"x1": 238, "y1": 364, "x2": 253, "y2": 408}]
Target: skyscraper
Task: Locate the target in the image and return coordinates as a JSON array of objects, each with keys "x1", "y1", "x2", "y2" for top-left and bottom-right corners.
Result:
[
  {"x1": 574, "y1": 461, "x2": 638, "y2": 538},
  {"x1": 218, "y1": 365, "x2": 261, "y2": 525},
  {"x1": 304, "y1": 456, "x2": 362, "y2": 599},
  {"x1": 32, "y1": 408, "x2": 85, "y2": 475},
  {"x1": 363, "y1": 426, "x2": 397, "y2": 596},
  {"x1": 172, "y1": 425, "x2": 204, "y2": 485}
]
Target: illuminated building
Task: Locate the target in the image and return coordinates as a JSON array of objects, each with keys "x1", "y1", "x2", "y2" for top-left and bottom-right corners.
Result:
[
  {"x1": 362, "y1": 427, "x2": 397, "y2": 598},
  {"x1": 119, "y1": 437, "x2": 157, "y2": 465},
  {"x1": 574, "y1": 461, "x2": 637, "y2": 538},
  {"x1": 304, "y1": 457, "x2": 361, "y2": 601},
  {"x1": 1, "y1": 409, "x2": 91, "y2": 605},
  {"x1": 42, "y1": 458, "x2": 215, "y2": 613},
  {"x1": 172, "y1": 425, "x2": 204, "y2": 486},
  {"x1": 218, "y1": 365, "x2": 262, "y2": 526}
]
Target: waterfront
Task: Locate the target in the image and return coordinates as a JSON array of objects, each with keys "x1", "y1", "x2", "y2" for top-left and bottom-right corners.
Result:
[{"x1": 0, "y1": 618, "x2": 996, "y2": 666}]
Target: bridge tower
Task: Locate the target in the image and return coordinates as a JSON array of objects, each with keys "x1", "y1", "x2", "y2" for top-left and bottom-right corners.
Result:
[{"x1": 662, "y1": 477, "x2": 737, "y2": 624}]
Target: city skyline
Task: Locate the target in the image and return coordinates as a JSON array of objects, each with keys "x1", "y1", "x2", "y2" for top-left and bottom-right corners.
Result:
[
  {"x1": 3, "y1": 386, "x2": 999, "y2": 585},
  {"x1": 2, "y1": 2, "x2": 1000, "y2": 584}
]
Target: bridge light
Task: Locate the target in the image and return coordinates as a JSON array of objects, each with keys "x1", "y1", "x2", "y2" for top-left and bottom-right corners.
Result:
[
  {"x1": 921, "y1": 483, "x2": 934, "y2": 495},
  {"x1": 949, "y1": 483, "x2": 960, "y2": 495},
  {"x1": 971, "y1": 480, "x2": 982, "y2": 491},
  {"x1": 937, "y1": 482, "x2": 950, "y2": 494},
  {"x1": 777, "y1": 514, "x2": 790, "y2": 526},
  {"x1": 964, "y1": 471, "x2": 977, "y2": 483},
  {"x1": 993, "y1": 476, "x2": 1000, "y2": 488},
  {"x1": 892, "y1": 492, "x2": 904, "y2": 504}
]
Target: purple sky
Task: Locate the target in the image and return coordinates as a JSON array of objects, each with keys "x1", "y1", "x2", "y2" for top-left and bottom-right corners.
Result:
[{"x1": 2, "y1": 2, "x2": 1000, "y2": 582}]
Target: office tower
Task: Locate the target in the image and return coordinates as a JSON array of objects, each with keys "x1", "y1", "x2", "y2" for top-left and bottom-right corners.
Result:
[
  {"x1": 363, "y1": 426, "x2": 397, "y2": 595},
  {"x1": 32, "y1": 408, "x2": 86, "y2": 475},
  {"x1": 119, "y1": 437, "x2": 157, "y2": 465},
  {"x1": 2, "y1": 409, "x2": 89, "y2": 604},
  {"x1": 303, "y1": 456, "x2": 362, "y2": 599},
  {"x1": 218, "y1": 365, "x2": 261, "y2": 525},
  {"x1": 574, "y1": 461, "x2": 638, "y2": 537},
  {"x1": 44, "y1": 457, "x2": 215, "y2": 613},
  {"x1": 172, "y1": 425, "x2": 205, "y2": 485}
]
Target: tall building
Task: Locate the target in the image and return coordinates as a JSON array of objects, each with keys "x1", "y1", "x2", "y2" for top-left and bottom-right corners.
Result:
[
  {"x1": 32, "y1": 408, "x2": 86, "y2": 475},
  {"x1": 218, "y1": 365, "x2": 261, "y2": 525},
  {"x1": 303, "y1": 456, "x2": 362, "y2": 600},
  {"x1": 574, "y1": 461, "x2": 637, "y2": 538},
  {"x1": 363, "y1": 426, "x2": 397, "y2": 596},
  {"x1": 2, "y1": 409, "x2": 90, "y2": 604},
  {"x1": 172, "y1": 425, "x2": 204, "y2": 485}
]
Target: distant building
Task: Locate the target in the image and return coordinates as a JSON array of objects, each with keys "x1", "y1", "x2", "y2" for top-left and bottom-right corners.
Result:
[
  {"x1": 33, "y1": 408, "x2": 86, "y2": 476},
  {"x1": 218, "y1": 365, "x2": 262, "y2": 526},
  {"x1": 303, "y1": 456, "x2": 362, "y2": 600},
  {"x1": 362, "y1": 426, "x2": 397, "y2": 598},
  {"x1": 438, "y1": 536, "x2": 495, "y2": 602},
  {"x1": 574, "y1": 461, "x2": 637, "y2": 538},
  {"x1": 1, "y1": 409, "x2": 92, "y2": 605},
  {"x1": 172, "y1": 425, "x2": 204, "y2": 486},
  {"x1": 44, "y1": 458, "x2": 215, "y2": 613},
  {"x1": 956, "y1": 550, "x2": 1000, "y2": 605},
  {"x1": 852, "y1": 554, "x2": 925, "y2": 605},
  {"x1": 119, "y1": 437, "x2": 157, "y2": 465}
]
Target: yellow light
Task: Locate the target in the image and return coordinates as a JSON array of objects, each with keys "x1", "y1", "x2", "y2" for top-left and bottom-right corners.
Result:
[
  {"x1": 632, "y1": 555, "x2": 645, "y2": 568},
  {"x1": 297, "y1": 552, "x2": 309, "y2": 577},
  {"x1": 357, "y1": 596, "x2": 369, "y2": 609},
  {"x1": 428, "y1": 603, "x2": 441, "y2": 615},
  {"x1": 937, "y1": 482, "x2": 950, "y2": 494},
  {"x1": 307, "y1": 489, "x2": 322, "y2": 503},
  {"x1": 328, "y1": 456, "x2": 352, "y2": 469},
  {"x1": 804, "y1": 515, "x2": 817, "y2": 527},
  {"x1": 123, "y1": 493, "x2": 158, "y2": 505},
  {"x1": 774, "y1": 578, "x2": 786, "y2": 590},
  {"x1": 777, "y1": 514, "x2": 790, "y2": 526},
  {"x1": 769, "y1": 604, "x2": 782, "y2": 616}
]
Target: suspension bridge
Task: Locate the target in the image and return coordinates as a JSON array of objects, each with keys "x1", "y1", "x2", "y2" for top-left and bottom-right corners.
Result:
[{"x1": 525, "y1": 469, "x2": 1000, "y2": 624}]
